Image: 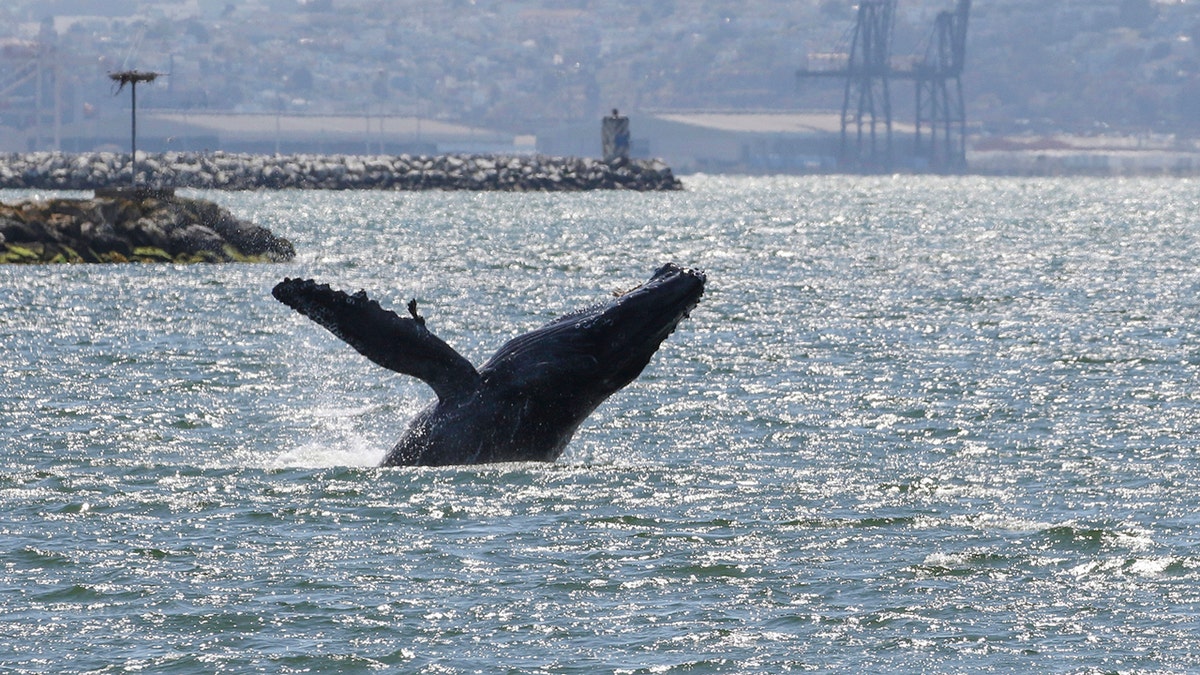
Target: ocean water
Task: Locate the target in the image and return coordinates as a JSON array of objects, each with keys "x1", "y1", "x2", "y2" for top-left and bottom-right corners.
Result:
[{"x1": 3, "y1": 175, "x2": 1200, "y2": 673}]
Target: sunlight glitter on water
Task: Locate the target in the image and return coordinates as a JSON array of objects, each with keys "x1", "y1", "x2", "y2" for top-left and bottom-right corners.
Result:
[{"x1": 5, "y1": 177, "x2": 1200, "y2": 672}]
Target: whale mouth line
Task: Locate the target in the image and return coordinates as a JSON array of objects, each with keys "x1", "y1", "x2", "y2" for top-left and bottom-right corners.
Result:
[{"x1": 614, "y1": 264, "x2": 706, "y2": 297}]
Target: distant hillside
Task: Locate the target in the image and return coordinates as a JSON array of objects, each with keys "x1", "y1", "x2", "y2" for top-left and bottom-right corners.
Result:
[{"x1": 0, "y1": 0, "x2": 1197, "y2": 141}]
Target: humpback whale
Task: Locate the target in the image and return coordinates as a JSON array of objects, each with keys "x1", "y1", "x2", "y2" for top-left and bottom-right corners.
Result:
[{"x1": 273, "y1": 263, "x2": 705, "y2": 466}]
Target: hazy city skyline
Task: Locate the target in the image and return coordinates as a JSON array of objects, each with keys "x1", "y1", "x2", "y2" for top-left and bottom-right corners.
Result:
[{"x1": 1, "y1": 1, "x2": 1195, "y2": 144}]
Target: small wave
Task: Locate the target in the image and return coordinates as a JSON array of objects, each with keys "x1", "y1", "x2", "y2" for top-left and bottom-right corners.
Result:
[
  {"x1": 1069, "y1": 556, "x2": 1187, "y2": 579},
  {"x1": 1125, "y1": 556, "x2": 1187, "y2": 577},
  {"x1": 269, "y1": 437, "x2": 384, "y2": 469},
  {"x1": 13, "y1": 546, "x2": 74, "y2": 568},
  {"x1": 916, "y1": 549, "x2": 1013, "y2": 577},
  {"x1": 1038, "y1": 523, "x2": 1155, "y2": 553},
  {"x1": 856, "y1": 515, "x2": 918, "y2": 528},
  {"x1": 33, "y1": 583, "x2": 112, "y2": 603}
]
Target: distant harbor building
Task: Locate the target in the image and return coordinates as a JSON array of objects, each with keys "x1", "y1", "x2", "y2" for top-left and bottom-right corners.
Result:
[{"x1": 601, "y1": 109, "x2": 630, "y2": 163}]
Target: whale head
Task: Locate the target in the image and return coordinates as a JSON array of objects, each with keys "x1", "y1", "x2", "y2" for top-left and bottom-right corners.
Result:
[
  {"x1": 585, "y1": 262, "x2": 706, "y2": 388},
  {"x1": 480, "y1": 263, "x2": 706, "y2": 403}
]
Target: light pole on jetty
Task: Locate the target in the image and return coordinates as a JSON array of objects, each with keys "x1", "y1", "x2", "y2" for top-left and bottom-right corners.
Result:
[{"x1": 108, "y1": 70, "x2": 160, "y2": 190}]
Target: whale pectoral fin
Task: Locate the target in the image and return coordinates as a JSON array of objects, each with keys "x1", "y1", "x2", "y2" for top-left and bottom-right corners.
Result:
[{"x1": 272, "y1": 278, "x2": 479, "y2": 402}]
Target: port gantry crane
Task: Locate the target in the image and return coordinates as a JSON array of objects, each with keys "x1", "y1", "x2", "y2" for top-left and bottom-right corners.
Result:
[
  {"x1": 797, "y1": 0, "x2": 971, "y2": 173},
  {"x1": 0, "y1": 20, "x2": 62, "y2": 151},
  {"x1": 914, "y1": 0, "x2": 972, "y2": 172},
  {"x1": 797, "y1": 0, "x2": 898, "y2": 172}
]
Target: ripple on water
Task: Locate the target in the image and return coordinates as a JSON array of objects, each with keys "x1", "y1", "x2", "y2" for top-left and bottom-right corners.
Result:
[{"x1": 5, "y1": 178, "x2": 1200, "y2": 672}]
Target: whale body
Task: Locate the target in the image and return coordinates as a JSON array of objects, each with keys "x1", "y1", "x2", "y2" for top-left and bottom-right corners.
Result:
[{"x1": 273, "y1": 263, "x2": 705, "y2": 466}]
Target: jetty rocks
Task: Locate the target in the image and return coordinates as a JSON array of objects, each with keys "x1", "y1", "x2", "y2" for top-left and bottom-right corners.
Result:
[
  {"x1": 0, "y1": 151, "x2": 683, "y2": 192},
  {"x1": 0, "y1": 189, "x2": 295, "y2": 264}
]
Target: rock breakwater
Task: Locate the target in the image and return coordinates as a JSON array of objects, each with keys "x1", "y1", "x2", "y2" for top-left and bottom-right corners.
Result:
[
  {"x1": 0, "y1": 152, "x2": 683, "y2": 191},
  {"x1": 0, "y1": 189, "x2": 295, "y2": 264}
]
